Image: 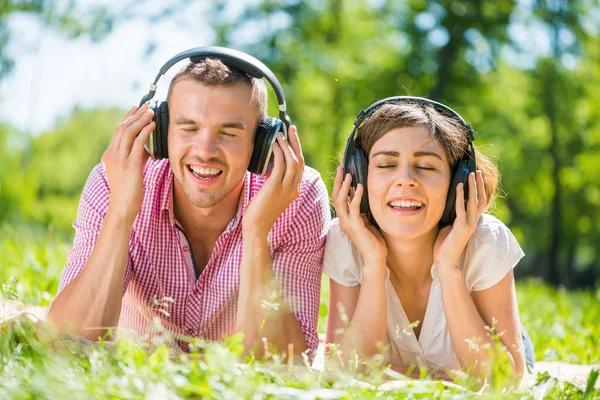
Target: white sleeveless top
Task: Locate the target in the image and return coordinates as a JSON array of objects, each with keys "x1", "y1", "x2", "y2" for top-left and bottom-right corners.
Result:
[{"x1": 323, "y1": 214, "x2": 524, "y2": 373}]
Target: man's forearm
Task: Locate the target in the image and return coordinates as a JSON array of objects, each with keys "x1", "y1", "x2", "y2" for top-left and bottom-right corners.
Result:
[
  {"x1": 236, "y1": 233, "x2": 307, "y2": 358},
  {"x1": 47, "y1": 208, "x2": 133, "y2": 340}
]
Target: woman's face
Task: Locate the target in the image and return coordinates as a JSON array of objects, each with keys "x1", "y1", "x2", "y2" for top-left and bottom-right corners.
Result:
[{"x1": 367, "y1": 126, "x2": 452, "y2": 240}]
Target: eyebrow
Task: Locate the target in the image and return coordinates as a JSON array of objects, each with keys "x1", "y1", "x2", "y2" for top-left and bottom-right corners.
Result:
[
  {"x1": 371, "y1": 150, "x2": 400, "y2": 158},
  {"x1": 414, "y1": 151, "x2": 444, "y2": 161},
  {"x1": 174, "y1": 117, "x2": 247, "y2": 131},
  {"x1": 371, "y1": 150, "x2": 443, "y2": 161},
  {"x1": 221, "y1": 121, "x2": 247, "y2": 131}
]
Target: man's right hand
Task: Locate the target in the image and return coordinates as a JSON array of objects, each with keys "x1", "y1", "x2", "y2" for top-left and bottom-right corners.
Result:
[{"x1": 102, "y1": 104, "x2": 156, "y2": 224}]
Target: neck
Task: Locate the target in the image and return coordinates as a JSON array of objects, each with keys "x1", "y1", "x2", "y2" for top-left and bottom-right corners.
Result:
[
  {"x1": 173, "y1": 177, "x2": 244, "y2": 240},
  {"x1": 383, "y1": 226, "x2": 439, "y2": 287}
]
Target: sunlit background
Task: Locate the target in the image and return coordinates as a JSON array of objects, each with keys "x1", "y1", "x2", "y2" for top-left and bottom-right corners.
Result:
[
  {"x1": 1, "y1": 1, "x2": 600, "y2": 373},
  {"x1": 2, "y1": 0, "x2": 599, "y2": 286}
]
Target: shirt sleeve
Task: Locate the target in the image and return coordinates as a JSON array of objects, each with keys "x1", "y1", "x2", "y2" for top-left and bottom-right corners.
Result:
[
  {"x1": 323, "y1": 218, "x2": 364, "y2": 287},
  {"x1": 55, "y1": 163, "x2": 133, "y2": 297},
  {"x1": 272, "y1": 169, "x2": 331, "y2": 361},
  {"x1": 464, "y1": 214, "x2": 525, "y2": 292}
]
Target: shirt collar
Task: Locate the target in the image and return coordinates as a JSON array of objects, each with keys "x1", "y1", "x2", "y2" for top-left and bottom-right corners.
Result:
[
  {"x1": 430, "y1": 263, "x2": 438, "y2": 281},
  {"x1": 225, "y1": 171, "x2": 251, "y2": 232},
  {"x1": 160, "y1": 167, "x2": 175, "y2": 225}
]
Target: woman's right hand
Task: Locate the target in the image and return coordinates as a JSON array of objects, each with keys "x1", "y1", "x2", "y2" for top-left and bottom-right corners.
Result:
[{"x1": 332, "y1": 166, "x2": 388, "y2": 267}]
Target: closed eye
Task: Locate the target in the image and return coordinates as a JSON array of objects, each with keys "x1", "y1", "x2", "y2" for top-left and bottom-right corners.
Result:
[
  {"x1": 220, "y1": 131, "x2": 236, "y2": 138},
  {"x1": 377, "y1": 164, "x2": 396, "y2": 169},
  {"x1": 417, "y1": 166, "x2": 436, "y2": 171}
]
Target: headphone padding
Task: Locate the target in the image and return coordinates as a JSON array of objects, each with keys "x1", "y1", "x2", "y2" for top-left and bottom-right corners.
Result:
[
  {"x1": 249, "y1": 118, "x2": 267, "y2": 174},
  {"x1": 147, "y1": 101, "x2": 160, "y2": 160},
  {"x1": 249, "y1": 116, "x2": 282, "y2": 175},
  {"x1": 441, "y1": 159, "x2": 470, "y2": 226},
  {"x1": 157, "y1": 101, "x2": 169, "y2": 159},
  {"x1": 353, "y1": 149, "x2": 369, "y2": 214},
  {"x1": 342, "y1": 133, "x2": 370, "y2": 214}
]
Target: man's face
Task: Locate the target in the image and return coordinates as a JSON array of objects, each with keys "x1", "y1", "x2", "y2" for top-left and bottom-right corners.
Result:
[{"x1": 168, "y1": 80, "x2": 258, "y2": 208}]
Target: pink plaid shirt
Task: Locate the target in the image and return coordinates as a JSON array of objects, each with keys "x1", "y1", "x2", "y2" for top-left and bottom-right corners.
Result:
[{"x1": 56, "y1": 159, "x2": 330, "y2": 356}]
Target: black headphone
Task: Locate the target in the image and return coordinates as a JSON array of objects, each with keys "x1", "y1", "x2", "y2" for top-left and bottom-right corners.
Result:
[
  {"x1": 139, "y1": 46, "x2": 292, "y2": 176},
  {"x1": 342, "y1": 96, "x2": 477, "y2": 227}
]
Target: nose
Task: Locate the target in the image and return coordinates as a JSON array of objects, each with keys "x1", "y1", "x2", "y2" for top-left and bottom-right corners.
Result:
[
  {"x1": 394, "y1": 161, "x2": 418, "y2": 188},
  {"x1": 194, "y1": 129, "x2": 221, "y2": 160}
]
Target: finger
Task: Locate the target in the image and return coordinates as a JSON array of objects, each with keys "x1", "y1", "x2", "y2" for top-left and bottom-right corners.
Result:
[
  {"x1": 332, "y1": 166, "x2": 344, "y2": 201},
  {"x1": 130, "y1": 121, "x2": 156, "y2": 160},
  {"x1": 109, "y1": 106, "x2": 138, "y2": 151},
  {"x1": 455, "y1": 182, "x2": 466, "y2": 221},
  {"x1": 122, "y1": 103, "x2": 150, "y2": 128},
  {"x1": 334, "y1": 173, "x2": 353, "y2": 219},
  {"x1": 466, "y1": 172, "x2": 477, "y2": 220},
  {"x1": 122, "y1": 105, "x2": 138, "y2": 123},
  {"x1": 476, "y1": 170, "x2": 487, "y2": 212},
  {"x1": 276, "y1": 132, "x2": 299, "y2": 187},
  {"x1": 112, "y1": 103, "x2": 150, "y2": 152},
  {"x1": 287, "y1": 126, "x2": 305, "y2": 188},
  {"x1": 120, "y1": 108, "x2": 154, "y2": 157},
  {"x1": 287, "y1": 126, "x2": 304, "y2": 166},
  {"x1": 349, "y1": 184, "x2": 364, "y2": 219},
  {"x1": 269, "y1": 141, "x2": 285, "y2": 185}
]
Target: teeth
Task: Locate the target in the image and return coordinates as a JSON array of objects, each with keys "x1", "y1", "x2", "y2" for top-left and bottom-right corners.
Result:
[
  {"x1": 389, "y1": 200, "x2": 423, "y2": 208},
  {"x1": 189, "y1": 165, "x2": 221, "y2": 175}
]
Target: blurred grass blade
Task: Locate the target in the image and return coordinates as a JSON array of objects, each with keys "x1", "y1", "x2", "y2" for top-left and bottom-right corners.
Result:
[{"x1": 584, "y1": 369, "x2": 599, "y2": 398}]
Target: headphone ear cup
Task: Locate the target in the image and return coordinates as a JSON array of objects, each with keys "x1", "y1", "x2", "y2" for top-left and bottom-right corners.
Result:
[
  {"x1": 249, "y1": 116, "x2": 283, "y2": 175},
  {"x1": 156, "y1": 101, "x2": 170, "y2": 159},
  {"x1": 441, "y1": 159, "x2": 470, "y2": 226},
  {"x1": 353, "y1": 149, "x2": 370, "y2": 214},
  {"x1": 342, "y1": 137, "x2": 370, "y2": 214},
  {"x1": 146, "y1": 101, "x2": 161, "y2": 160}
]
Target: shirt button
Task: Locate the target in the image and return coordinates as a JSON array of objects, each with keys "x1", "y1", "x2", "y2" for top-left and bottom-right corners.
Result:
[{"x1": 183, "y1": 246, "x2": 189, "y2": 252}]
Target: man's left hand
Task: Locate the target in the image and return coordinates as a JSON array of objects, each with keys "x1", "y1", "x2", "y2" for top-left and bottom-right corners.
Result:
[{"x1": 242, "y1": 125, "x2": 304, "y2": 238}]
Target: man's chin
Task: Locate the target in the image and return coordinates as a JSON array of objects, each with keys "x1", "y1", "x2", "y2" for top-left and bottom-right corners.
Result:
[{"x1": 187, "y1": 193, "x2": 224, "y2": 209}]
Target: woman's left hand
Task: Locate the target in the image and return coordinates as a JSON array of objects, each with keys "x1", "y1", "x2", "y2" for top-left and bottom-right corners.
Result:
[{"x1": 434, "y1": 170, "x2": 487, "y2": 277}]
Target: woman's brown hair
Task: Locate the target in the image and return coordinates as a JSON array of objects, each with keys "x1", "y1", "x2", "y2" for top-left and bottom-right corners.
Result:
[{"x1": 355, "y1": 100, "x2": 499, "y2": 209}]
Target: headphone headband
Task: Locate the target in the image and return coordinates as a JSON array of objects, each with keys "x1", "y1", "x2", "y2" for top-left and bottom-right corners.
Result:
[
  {"x1": 139, "y1": 46, "x2": 291, "y2": 127},
  {"x1": 352, "y1": 96, "x2": 475, "y2": 144}
]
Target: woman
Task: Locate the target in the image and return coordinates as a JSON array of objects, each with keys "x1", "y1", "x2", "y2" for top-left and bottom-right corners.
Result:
[{"x1": 324, "y1": 96, "x2": 534, "y2": 383}]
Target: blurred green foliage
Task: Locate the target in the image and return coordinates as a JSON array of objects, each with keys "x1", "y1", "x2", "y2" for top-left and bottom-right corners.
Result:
[{"x1": 0, "y1": 0, "x2": 599, "y2": 288}]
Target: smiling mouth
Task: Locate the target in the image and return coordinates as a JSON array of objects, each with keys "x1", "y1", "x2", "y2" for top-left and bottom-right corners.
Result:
[
  {"x1": 388, "y1": 200, "x2": 425, "y2": 212},
  {"x1": 187, "y1": 165, "x2": 223, "y2": 180}
]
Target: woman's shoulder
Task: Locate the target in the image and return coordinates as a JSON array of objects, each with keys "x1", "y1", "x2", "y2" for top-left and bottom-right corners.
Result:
[
  {"x1": 472, "y1": 213, "x2": 511, "y2": 242},
  {"x1": 323, "y1": 217, "x2": 364, "y2": 287},
  {"x1": 463, "y1": 214, "x2": 525, "y2": 291}
]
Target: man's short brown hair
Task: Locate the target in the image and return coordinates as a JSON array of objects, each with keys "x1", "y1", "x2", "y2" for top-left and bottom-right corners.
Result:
[{"x1": 167, "y1": 58, "x2": 268, "y2": 122}]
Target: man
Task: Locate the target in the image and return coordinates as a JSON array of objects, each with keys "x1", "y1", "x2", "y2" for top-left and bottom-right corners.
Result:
[{"x1": 47, "y1": 55, "x2": 330, "y2": 360}]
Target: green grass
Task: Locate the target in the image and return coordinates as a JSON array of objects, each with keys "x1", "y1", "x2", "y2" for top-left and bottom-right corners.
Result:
[
  {"x1": 1, "y1": 223, "x2": 599, "y2": 399},
  {"x1": 517, "y1": 279, "x2": 600, "y2": 364}
]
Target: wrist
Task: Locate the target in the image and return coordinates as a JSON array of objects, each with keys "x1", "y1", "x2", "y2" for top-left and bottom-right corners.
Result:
[
  {"x1": 436, "y1": 265, "x2": 463, "y2": 286},
  {"x1": 362, "y1": 261, "x2": 387, "y2": 281},
  {"x1": 241, "y1": 224, "x2": 271, "y2": 240},
  {"x1": 106, "y1": 204, "x2": 137, "y2": 227}
]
